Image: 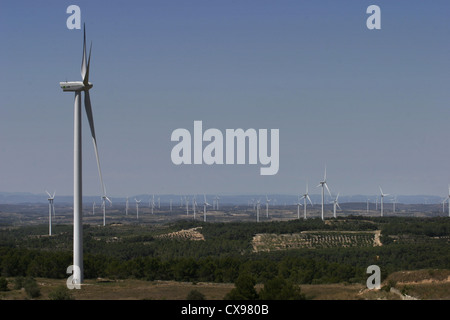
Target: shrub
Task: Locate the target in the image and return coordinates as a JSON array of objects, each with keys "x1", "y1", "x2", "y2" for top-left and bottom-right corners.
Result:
[
  {"x1": 0, "y1": 277, "x2": 8, "y2": 291},
  {"x1": 48, "y1": 285, "x2": 74, "y2": 300},
  {"x1": 186, "y1": 289, "x2": 205, "y2": 300}
]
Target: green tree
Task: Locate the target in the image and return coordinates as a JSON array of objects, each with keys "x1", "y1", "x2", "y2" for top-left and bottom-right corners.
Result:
[{"x1": 224, "y1": 273, "x2": 259, "y2": 300}]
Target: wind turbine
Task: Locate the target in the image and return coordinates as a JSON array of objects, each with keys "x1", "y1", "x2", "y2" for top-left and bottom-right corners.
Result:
[
  {"x1": 265, "y1": 195, "x2": 271, "y2": 218},
  {"x1": 332, "y1": 193, "x2": 341, "y2": 218},
  {"x1": 256, "y1": 199, "x2": 261, "y2": 222},
  {"x1": 214, "y1": 195, "x2": 220, "y2": 210},
  {"x1": 379, "y1": 187, "x2": 389, "y2": 217},
  {"x1": 203, "y1": 194, "x2": 210, "y2": 222},
  {"x1": 60, "y1": 25, "x2": 107, "y2": 284},
  {"x1": 125, "y1": 197, "x2": 129, "y2": 216},
  {"x1": 317, "y1": 167, "x2": 332, "y2": 220},
  {"x1": 442, "y1": 185, "x2": 450, "y2": 217},
  {"x1": 300, "y1": 182, "x2": 313, "y2": 220},
  {"x1": 150, "y1": 194, "x2": 155, "y2": 214},
  {"x1": 135, "y1": 198, "x2": 141, "y2": 219},
  {"x1": 295, "y1": 195, "x2": 302, "y2": 220},
  {"x1": 92, "y1": 201, "x2": 96, "y2": 215},
  {"x1": 192, "y1": 196, "x2": 197, "y2": 219},
  {"x1": 392, "y1": 195, "x2": 397, "y2": 213},
  {"x1": 185, "y1": 196, "x2": 190, "y2": 215},
  {"x1": 46, "y1": 191, "x2": 55, "y2": 236},
  {"x1": 101, "y1": 194, "x2": 112, "y2": 227}
]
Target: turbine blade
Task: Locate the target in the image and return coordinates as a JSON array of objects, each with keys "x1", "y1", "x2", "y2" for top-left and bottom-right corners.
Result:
[
  {"x1": 325, "y1": 183, "x2": 332, "y2": 197},
  {"x1": 83, "y1": 42, "x2": 92, "y2": 86},
  {"x1": 84, "y1": 90, "x2": 105, "y2": 197},
  {"x1": 307, "y1": 195, "x2": 313, "y2": 206},
  {"x1": 45, "y1": 190, "x2": 52, "y2": 198},
  {"x1": 81, "y1": 24, "x2": 87, "y2": 80}
]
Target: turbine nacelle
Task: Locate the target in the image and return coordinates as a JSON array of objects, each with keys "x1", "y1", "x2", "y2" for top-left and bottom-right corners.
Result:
[{"x1": 60, "y1": 81, "x2": 93, "y2": 92}]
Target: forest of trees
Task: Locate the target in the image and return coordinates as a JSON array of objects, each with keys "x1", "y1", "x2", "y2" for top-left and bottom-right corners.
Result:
[{"x1": 0, "y1": 216, "x2": 449, "y2": 286}]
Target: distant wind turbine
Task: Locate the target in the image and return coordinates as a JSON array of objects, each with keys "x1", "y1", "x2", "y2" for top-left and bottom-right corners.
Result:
[
  {"x1": 300, "y1": 182, "x2": 313, "y2": 220},
  {"x1": 101, "y1": 192, "x2": 112, "y2": 227},
  {"x1": 214, "y1": 195, "x2": 220, "y2": 210},
  {"x1": 256, "y1": 199, "x2": 261, "y2": 222},
  {"x1": 379, "y1": 187, "x2": 389, "y2": 217},
  {"x1": 265, "y1": 195, "x2": 271, "y2": 218},
  {"x1": 135, "y1": 198, "x2": 141, "y2": 219},
  {"x1": 46, "y1": 191, "x2": 55, "y2": 236},
  {"x1": 442, "y1": 185, "x2": 450, "y2": 217},
  {"x1": 332, "y1": 193, "x2": 341, "y2": 218},
  {"x1": 185, "y1": 196, "x2": 189, "y2": 215},
  {"x1": 125, "y1": 197, "x2": 129, "y2": 216},
  {"x1": 193, "y1": 196, "x2": 197, "y2": 219},
  {"x1": 203, "y1": 194, "x2": 210, "y2": 222},
  {"x1": 317, "y1": 167, "x2": 332, "y2": 220},
  {"x1": 295, "y1": 195, "x2": 302, "y2": 220}
]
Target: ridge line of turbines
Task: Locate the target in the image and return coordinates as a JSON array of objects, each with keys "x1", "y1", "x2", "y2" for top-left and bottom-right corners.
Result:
[{"x1": 45, "y1": 166, "x2": 450, "y2": 236}]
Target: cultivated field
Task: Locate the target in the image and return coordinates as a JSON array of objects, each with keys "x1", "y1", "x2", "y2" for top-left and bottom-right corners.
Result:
[{"x1": 252, "y1": 230, "x2": 382, "y2": 252}]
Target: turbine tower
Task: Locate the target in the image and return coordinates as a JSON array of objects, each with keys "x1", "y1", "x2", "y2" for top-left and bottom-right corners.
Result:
[
  {"x1": 379, "y1": 187, "x2": 389, "y2": 217},
  {"x1": 300, "y1": 183, "x2": 313, "y2": 220},
  {"x1": 317, "y1": 167, "x2": 332, "y2": 220},
  {"x1": 125, "y1": 197, "x2": 129, "y2": 216},
  {"x1": 60, "y1": 25, "x2": 107, "y2": 284},
  {"x1": 46, "y1": 191, "x2": 55, "y2": 236}
]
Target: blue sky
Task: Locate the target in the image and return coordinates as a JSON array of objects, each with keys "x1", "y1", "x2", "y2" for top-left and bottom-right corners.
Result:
[{"x1": 1, "y1": 1, "x2": 450, "y2": 198}]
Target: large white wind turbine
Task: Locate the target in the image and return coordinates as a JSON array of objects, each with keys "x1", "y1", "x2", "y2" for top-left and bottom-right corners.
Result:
[
  {"x1": 125, "y1": 197, "x2": 129, "y2": 216},
  {"x1": 300, "y1": 182, "x2": 313, "y2": 220},
  {"x1": 379, "y1": 187, "x2": 389, "y2": 217},
  {"x1": 46, "y1": 191, "x2": 55, "y2": 236},
  {"x1": 317, "y1": 167, "x2": 332, "y2": 220},
  {"x1": 60, "y1": 25, "x2": 107, "y2": 284},
  {"x1": 332, "y1": 193, "x2": 341, "y2": 218}
]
